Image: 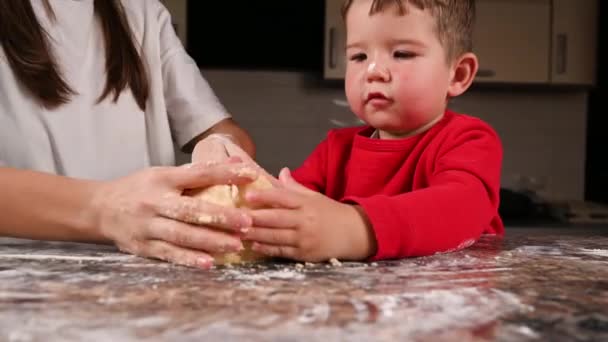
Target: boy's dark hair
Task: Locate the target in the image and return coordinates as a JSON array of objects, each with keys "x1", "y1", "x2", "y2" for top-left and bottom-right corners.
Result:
[
  {"x1": 0, "y1": 0, "x2": 149, "y2": 110},
  {"x1": 341, "y1": 0, "x2": 475, "y2": 60}
]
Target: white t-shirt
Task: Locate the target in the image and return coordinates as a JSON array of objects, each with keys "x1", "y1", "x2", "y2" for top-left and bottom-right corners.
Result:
[{"x1": 0, "y1": 0, "x2": 230, "y2": 180}]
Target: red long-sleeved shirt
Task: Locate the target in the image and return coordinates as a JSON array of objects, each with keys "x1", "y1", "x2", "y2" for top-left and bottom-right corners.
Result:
[{"x1": 291, "y1": 110, "x2": 504, "y2": 260}]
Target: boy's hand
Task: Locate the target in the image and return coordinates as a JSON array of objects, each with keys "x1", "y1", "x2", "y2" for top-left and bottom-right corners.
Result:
[{"x1": 242, "y1": 168, "x2": 377, "y2": 262}]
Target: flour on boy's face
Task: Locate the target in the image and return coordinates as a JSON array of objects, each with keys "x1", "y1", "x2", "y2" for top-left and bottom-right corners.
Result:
[{"x1": 344, "y1": 0, "x2": 454, "y2": 139}]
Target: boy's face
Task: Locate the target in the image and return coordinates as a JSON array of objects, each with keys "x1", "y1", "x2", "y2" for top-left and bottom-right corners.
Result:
[{"x1": 344, "y1": 0, "x2": 455, "y2": 139}]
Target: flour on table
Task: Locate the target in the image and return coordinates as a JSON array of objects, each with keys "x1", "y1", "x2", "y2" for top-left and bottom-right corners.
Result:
[
  {"x1": 219, "y1": 267, "x2": 305, "y2": 283},
  {"x1": 579, "y1": 248, "x2": 608, "y2": 257},
  {"x1": 0, "y1": 254, "x2": 135, "y2": 262}
]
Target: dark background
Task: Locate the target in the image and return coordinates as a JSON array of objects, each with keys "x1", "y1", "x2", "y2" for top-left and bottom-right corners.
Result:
[
  {"x1": 186, "y1": 1, "x2": 325, "y2": 72},
  {"x1": 585, "y1": 2, "x2": 607, "y2": 204}
]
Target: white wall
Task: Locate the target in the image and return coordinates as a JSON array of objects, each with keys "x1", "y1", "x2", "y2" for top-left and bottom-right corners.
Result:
[{"x1": 192, "y1": 69, "x2": 588, "y2": 201}]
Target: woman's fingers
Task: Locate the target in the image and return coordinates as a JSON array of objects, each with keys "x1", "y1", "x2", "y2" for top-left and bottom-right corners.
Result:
[
  {"x1": 147, "y1": 217, "x2": 244, "y2": 254},
  {"x1": 191, "y1": 136, "x2": 229, "y2": 163},
  {"x1": 156, "y1": 194, "x2": 252, "y2": 231},
  {"x1": 222, "y1": 141, "x2": 280, "y2": 186},
  {"x1": 168, "y1": 162, "x2": 259, "y2": 190},
  {"x1": 138, "y1": 239, "x2": 215, "y2": 269}
]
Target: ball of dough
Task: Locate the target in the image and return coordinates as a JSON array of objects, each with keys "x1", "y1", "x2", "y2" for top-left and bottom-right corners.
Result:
[{"x1": 186, "y1": 176, "x2": 274, "y2": 265}]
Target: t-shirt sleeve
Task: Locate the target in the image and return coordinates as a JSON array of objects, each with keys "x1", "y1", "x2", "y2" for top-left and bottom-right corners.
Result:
[
  {"x1": 344, "y1": 126, "x2": 503, "y2": 260},
  {"x1": 156, "y1": 2, "x2": 230, "y2": 149}
]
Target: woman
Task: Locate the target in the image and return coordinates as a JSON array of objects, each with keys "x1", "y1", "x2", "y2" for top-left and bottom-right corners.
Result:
[{"x1": 0, "y1": 0, "x2": 257, "y2": 268}]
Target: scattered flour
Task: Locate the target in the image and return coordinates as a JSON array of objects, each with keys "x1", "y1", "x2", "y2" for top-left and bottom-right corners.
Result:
[
  {"x1": 219, "y1": 267, "x2": 305, "y2": 283},
  {"x1": 0, "y1": 292, "x2": 54, "y2": 300},
  {"x1": 298, "y1": 303, "x2": 331, "y2": 324},
  {"x1": 295, "y1": 287, "x2": 530, "y2": 334},
  {"x1": 329, "y1": 258, "x2": 342, "y2": 267},
  {"x1": 132, "y1": 316, "x2": 172, "y2": 328},
  {"x1": 513, "y1": 325, "x2": 540, "y2": 339},
  {"x1": 0, "y1": 254, "x2": 134, "y2": 262},
  {"x1": 579, "y1": 248, "x2": 608, "y2": 257},
  {"x1": 348, "y1": 299, "x2": 371, "y2": 322},
  {"x1": 265, "y1": 269, "x2": 305, "y2": 280},
  {"x1": 512, "y1": 246, "x2": 564, "y2": 256}
]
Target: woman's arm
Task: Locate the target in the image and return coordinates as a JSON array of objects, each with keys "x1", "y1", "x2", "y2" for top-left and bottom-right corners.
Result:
[
  {"x1": 155, "y1": 3, "x2": 255, "y2": 159},
  {"x1": 0, "y1": 163, "x2": 260, "y2": 268},
  {"x1": 0, "y1": 167, "x2": 103, "y2": 242}
]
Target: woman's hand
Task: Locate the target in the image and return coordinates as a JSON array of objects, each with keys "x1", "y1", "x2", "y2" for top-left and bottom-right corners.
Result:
[
  {"x1": 193, "y1": 134, "x2": 280, "y2": 187},
  {"x1": 242, "y1": 168, "x2": 377, "y2": 262},
  {"x1": 92, "y1": 161, "x2": 259, "y2": 269}
]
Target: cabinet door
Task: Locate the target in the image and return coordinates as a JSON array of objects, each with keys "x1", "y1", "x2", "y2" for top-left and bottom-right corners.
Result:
[
  {"x1": 473, "y1": 0, "x2": 551, "y2": 84},
  {"x1": 323, "y1": 0, "x2": 347, "y2": 79},
  {"x1": 551, "y1": 0, "x2": 598, "y2": 85}
]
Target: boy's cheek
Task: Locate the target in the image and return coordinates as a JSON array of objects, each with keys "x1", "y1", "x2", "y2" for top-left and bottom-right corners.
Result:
[{"x1": 344, "y1": 82, "x2": 361, "y2": 109}]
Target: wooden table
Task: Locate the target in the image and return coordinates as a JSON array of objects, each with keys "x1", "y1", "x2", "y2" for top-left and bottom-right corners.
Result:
[{"x1": 1, "y1": 228, "x2": 607, "y2": 341}]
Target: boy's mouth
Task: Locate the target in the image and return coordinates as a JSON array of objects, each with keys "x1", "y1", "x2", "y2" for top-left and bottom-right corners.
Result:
[{"x1": 365, "y1": 92, "x2": 391, "y2": 105}]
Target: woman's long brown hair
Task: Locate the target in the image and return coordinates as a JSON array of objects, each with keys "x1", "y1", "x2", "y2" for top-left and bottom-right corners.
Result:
[{"x1": 0, "y1": 0, "x2": 149, "y2": 110}]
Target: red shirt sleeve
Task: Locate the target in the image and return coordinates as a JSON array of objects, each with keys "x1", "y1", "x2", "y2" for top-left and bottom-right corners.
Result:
[{"x1": 344, "y1": 127, "x2": 503, "y2": 260}]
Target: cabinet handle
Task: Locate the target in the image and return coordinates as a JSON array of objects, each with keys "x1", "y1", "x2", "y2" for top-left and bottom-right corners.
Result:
[
  {"x1": 477, "y1": 69, "x2": 496, "y2": 78},
  {"x1": 556, "y1": 33, "x2": 568, "y2": 75},
  {"x1": 329, "y1": 27, "x2": 337, "y2": 69}
]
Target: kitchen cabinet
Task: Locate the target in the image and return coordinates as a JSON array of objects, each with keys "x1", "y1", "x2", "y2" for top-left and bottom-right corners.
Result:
[
  {"x1": 323, "y1": 0, "x2": 598, "y2": 86},
  {"x1": 323, "y1": 0, "x2": 347, "y2": 79},
  {"x1": 473, "y1": 0, "x2": 551, "y2": 84},
  {"x1": 550, "y1": 0, "x2": 598, "y2": 85}
]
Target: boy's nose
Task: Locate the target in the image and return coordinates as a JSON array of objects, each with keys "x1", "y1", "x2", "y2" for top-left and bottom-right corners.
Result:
[{"x1": 365, "y1": 61, "x2": 391, "y2": 82}]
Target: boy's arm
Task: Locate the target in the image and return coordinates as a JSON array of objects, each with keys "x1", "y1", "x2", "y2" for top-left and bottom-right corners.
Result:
[{"x1": 344, "y1": 128, "x2": 503, "y2": 260}]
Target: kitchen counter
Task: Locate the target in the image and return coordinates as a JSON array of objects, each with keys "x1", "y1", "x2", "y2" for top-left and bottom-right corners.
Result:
[{"x1": 1, "y1": 228, "x2": 607, "y2": 341}]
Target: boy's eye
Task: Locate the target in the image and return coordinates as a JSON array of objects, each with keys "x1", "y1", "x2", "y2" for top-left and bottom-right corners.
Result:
[
  {"x1": 394, "y1": 51, "x2": 415, "y2": 59},
  {"x1": 349, "y1": 53, "x2": 367, "y2": 62}
]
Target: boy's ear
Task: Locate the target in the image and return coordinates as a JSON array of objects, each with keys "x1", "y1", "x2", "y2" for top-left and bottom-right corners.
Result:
[{"x1": 447, "y1": 52, "x2": 479, "y2": 97}]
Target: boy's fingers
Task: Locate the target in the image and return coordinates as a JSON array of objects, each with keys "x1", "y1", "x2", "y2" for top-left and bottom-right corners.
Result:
[
  {"x1": 242, "y1": 227, "x2": 298, "y2": 247},
  {"x1": 249, "y1": 209, "x2": 297, "y2": 229},
  {"x1": 251, "y1": 242, "x2": 298, "y2": 260},
  {"x1": 245, "y1": 188, "x2": 301, "y2": 210}
]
